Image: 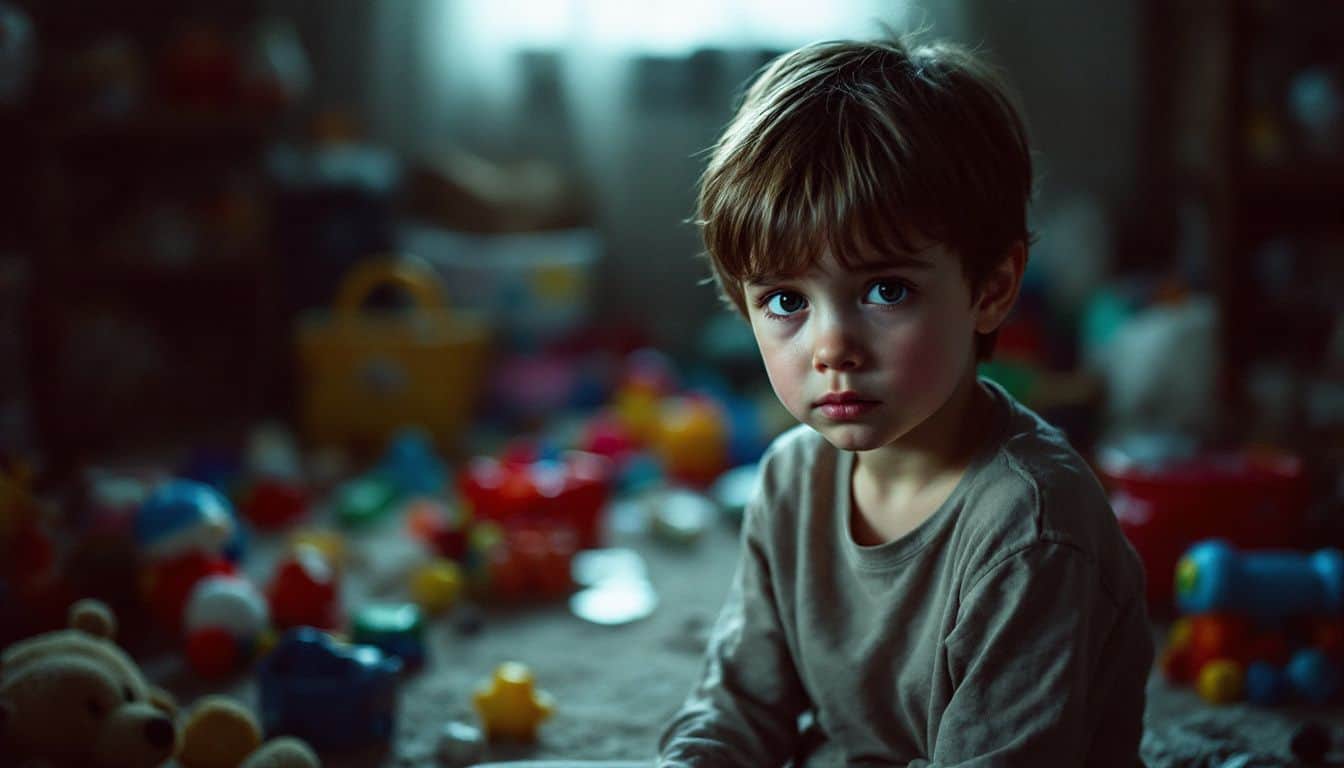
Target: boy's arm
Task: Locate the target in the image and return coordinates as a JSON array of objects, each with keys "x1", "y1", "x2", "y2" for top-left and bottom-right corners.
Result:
[
  {"x1": 658, "y1": 497, "x2": 811, "y2": 767},
  {"x1": 909, "y1": 542, "x2": 1152, "y2": 767}
]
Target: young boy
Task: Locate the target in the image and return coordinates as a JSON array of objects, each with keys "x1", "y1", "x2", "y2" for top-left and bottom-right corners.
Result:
[{"x1": 657, "y1": 37, "x2": 1154, "y2": 766}]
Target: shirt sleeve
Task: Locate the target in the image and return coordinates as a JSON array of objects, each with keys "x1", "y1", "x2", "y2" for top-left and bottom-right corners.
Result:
[
  {"x1": 907, "y1": 541, "x2": 1147, "y2": 767},
  {"x1": 657, "y1": 495, "x2": 811, "y2": 767}
]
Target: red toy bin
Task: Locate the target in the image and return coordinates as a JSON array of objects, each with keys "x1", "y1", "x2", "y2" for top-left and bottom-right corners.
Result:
[{"x1": 1099, "y1": 446, "x2": 1313, "y2": 616}]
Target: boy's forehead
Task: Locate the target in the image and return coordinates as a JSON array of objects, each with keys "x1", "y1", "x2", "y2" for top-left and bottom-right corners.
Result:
[{"x1": 746, "y1": 245, "x2": 943, "y2": 284}]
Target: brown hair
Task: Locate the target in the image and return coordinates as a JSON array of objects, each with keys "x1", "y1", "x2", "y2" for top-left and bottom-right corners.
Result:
[{"x1": 696, "y1": 37, "x2": 1034, "y2": 359}]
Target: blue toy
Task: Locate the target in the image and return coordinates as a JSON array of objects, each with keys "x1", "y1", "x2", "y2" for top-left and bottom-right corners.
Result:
[
  {"x1": 258, "y1": 627, "x2": 403, "y2": 750},
  {"x1": 135, "y1": 480, "x2": 237, "y2": 559},
  {"x1": 378, "y1": 428, "x2": 446, "y2": 497},
  {"x1": 1175, "y1": 540, "x2": 1344, "y2": 618},
  {"x1": 1244, "y1": 660, "x2": 1289, "y2": 706},
  {"x1": 1286, "y1": 648, "x2": 1341, "y2": 705}
]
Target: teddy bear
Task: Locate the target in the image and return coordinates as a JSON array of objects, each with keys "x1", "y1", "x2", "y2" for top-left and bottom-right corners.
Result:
[
  {"x1": 0, "y1": 598, "x2": 318, "y2": 768},
  {"x1": 177, "y1": 695, "x2": 318, "y2": 768},
  {"x1": 1, "y1": 598, "x2": 179, "y2": 767}
]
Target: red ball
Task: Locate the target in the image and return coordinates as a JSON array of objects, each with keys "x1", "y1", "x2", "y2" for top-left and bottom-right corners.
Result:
[
  {"x1": 186, "y1": 627, "x2": 238, "y2": 679},
  {"x1": 146, "y1": 552, "x2": 236, "y2": 633}
]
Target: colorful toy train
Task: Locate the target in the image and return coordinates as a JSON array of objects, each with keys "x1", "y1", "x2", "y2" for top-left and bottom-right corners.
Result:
[{"x1": 1162, "y1": 540, "x2": 1344, "y2": 706}]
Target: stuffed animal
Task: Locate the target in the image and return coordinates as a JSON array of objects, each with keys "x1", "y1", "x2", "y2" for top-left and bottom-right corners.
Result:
[
  {"x1": 177, "y1": 695, "x2": 318, "y2": 768},
  {"x1": 0, "y1": 599, "x2": 179, "y2": 767}
]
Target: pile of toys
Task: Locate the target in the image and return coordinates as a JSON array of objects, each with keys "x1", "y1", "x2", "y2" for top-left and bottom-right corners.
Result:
[
  {"x1": 0, "y1": 342, "x2": 784, "y2": 761},
  {"x1": 1160, "y1": 539, "x2": 1344, "y2": 705}
]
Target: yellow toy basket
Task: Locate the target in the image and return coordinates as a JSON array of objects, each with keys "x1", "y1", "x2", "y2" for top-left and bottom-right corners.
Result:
[{"x1": 295, "y1": 257, "x2": 491, "y2": 450}]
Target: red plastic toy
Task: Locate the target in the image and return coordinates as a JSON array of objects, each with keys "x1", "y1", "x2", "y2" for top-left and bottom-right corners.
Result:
[
  {"x1": 267, "y1": 546, "x2": 341, "y2": 630},
  {"x1": 486, "y1": 526, "x2": 578, "y2": 601},
  {"x1": 1101, "y1": 446, "x2": 1311, "y2": 614},
  {"x1": 458, "y1": 451, "x2": 612, "y2": 550}
]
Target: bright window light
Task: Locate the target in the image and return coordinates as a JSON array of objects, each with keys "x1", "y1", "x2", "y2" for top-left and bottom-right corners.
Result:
[{"x1": 458, "y1": 0, "x2": 909, "y2": 54}]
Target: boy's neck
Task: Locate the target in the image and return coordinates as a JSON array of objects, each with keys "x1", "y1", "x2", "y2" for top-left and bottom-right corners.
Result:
[{"x1": 853, "y1": 367, "x2": 991, "y2": 498}]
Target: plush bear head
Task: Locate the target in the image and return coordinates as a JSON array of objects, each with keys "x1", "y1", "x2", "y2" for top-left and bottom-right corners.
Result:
[{"x1": 0, "y1": 599, "x2": 179, "y2": 767}]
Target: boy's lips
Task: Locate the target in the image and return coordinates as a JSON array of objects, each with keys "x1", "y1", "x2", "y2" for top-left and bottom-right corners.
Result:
[
  {"x1": 814, "y1": 391, "x2": 876, "y2": 406},
  {"x1": 813, "y1": 392, "x2": 880, "y2": 421}
]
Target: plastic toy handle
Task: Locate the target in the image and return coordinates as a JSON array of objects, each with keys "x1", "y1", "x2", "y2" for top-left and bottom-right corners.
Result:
[
  {"x1": 1177, "y1": 540, "x2": 1344, "y2": 617},
  {"x1": 334, "y1": 257, "x2": 447, "y2": 322}
]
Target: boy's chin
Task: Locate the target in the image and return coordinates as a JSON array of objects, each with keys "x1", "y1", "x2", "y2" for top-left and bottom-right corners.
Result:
[{"x1": 810, "y1": 422, "x2": 896, "y2": 453}]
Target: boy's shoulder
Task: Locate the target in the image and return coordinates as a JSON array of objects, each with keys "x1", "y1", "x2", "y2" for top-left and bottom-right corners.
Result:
[
  {"x1": 961, "y1": 384, "x2": 1143, "y2": 603},
  {"x1": 756, "y1": 423, "x2": 834, "y2": 488}
]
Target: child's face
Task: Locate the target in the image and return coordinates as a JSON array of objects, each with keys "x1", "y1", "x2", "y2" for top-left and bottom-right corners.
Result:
[{"x1": 744, "y1": 244, "x2": 982, "y2": 453}]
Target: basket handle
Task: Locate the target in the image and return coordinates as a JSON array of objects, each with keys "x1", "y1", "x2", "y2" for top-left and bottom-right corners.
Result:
[{"x1": 334, "y1": 257, "x2": 447, "y2": 321}]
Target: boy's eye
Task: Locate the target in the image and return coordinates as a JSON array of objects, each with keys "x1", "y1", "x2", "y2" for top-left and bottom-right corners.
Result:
[
  {"x1": 765, "y1": 291, "x2": 808, "y2": 316},
  {"x1": 864, "y1": 280, "x2": 909, "y2": 306}
]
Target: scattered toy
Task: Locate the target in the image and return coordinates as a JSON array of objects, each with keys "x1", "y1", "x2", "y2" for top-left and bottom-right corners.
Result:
[
  {"x1": 258, "y1": 627, "x2": 403, "y2": 750},
  {"x1": 473, "y1": 662, "x2": 554, "y2": 742}
]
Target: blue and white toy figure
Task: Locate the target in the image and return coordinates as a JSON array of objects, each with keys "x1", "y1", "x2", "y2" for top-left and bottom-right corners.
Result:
[
  {"x1": 135, "y1": 480, "x2": 237, "y2": 560},
  {"x1": 1176, "y1": 540, "x2": 1344, "y2": 618},
  {"x1": 378, "y1": 428, "x2": 446, "y2": 497}
]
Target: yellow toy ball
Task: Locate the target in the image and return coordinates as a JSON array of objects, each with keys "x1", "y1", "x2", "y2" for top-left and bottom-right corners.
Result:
[
  {"x1": 411, "y1": 559, "x2": 463, "y2": 613},
  {"x1": 613, "y1": 388, "x2": 661, "y2": 445},
  {"x1": 178, "y1": 696, "x2": 262, "y2": 768},
  {"x1": 1196, "y1": 659, "x2": 1244, "y2": 705}
]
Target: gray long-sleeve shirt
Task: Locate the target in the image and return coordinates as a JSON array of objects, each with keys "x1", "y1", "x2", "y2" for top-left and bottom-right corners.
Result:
[{"x1": 659, "y1": 381, "x2": 1153, "y2": 766}]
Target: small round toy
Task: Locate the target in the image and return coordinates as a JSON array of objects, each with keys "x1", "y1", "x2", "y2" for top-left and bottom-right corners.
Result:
[
  {"x1": 178, "y1": 695, "x2": 262, "y2": 768},
  {"x1": 136, "y1": 479, "x2": 236, "y2": 559},
  {"x1": 612, "y1": 387, "x2": 662, "y2": 446},
  {"x1": 410, "y1": 559, "x2": 463, "y2": 614},
  {"x1": 1286, "y1": 647, "x2": 1341, "y2": 704},
  {"x1": 435, "y1": 720, "x2": 486, "y2": 767},
  {"x1": 185, "y1": 575, "x2": 268, "y2": 640},
  {"x1": 145, "y1": 551, "x2": 237, "y2": 632},
  {"x1": 1244, "y1": 660, "x2": 1288, "y2": 706},
  {"x1": 1195, "y1": 659, "x2": 1243, "y2": 704},
  {"x1": 267, "y1": 545, "x2": 341, "y2": 631},
  {"x1": 654, "y1": 397, "x2": 728, "y2": 486},
  {"x1": 473, "y1": 662, "x2": 554, "y2": 742},
  {"x1": 378, "y1": 428, "x2": 447, "y2": 496}
]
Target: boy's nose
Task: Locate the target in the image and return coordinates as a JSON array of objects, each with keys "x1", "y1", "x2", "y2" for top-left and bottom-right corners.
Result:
[{"x1": 812, "y1": 322, "x2": 866, "y2": 372}]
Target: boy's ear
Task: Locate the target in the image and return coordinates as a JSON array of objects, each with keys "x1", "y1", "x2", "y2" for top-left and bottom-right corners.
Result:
[{"x1": 973, "y1": 241, "x2": 1027, "y2": 335}]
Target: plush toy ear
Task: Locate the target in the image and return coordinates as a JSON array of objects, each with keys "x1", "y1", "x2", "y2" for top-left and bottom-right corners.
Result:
[
  {"x1": 148, "y1": 687, "x2": 178, "y2": 718},
  {"x1": 68, "y1": 599, "x2": 117, "y2": 640}
]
